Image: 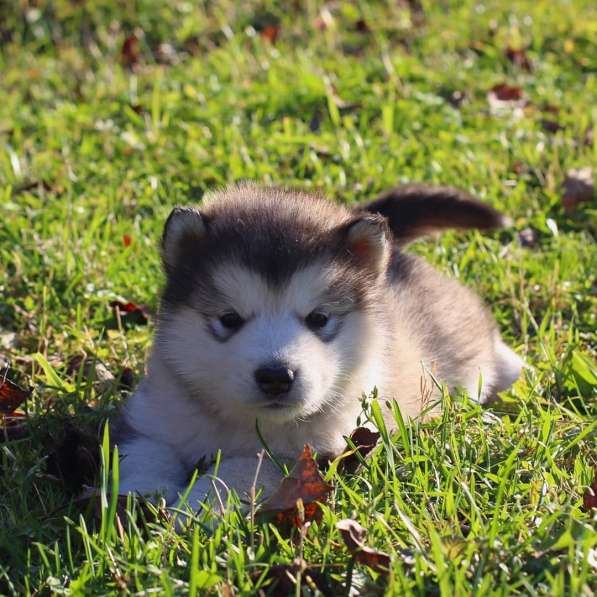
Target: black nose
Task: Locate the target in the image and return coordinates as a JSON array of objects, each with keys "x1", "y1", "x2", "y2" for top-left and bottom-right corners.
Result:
[{"x1": 254, "y1": 365, "x2": 295, "y2": 396}]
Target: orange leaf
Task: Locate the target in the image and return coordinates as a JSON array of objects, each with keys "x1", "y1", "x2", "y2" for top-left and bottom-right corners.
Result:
[
  {"x1": 260, "y1": 25, "x2": 280, "y2": 44},
  {"x1": 261, "y1": 445, "x2": 332, "y2": 527},
  {"x1": 0, "y1": 375, "x2": 30, "y2": 414}
]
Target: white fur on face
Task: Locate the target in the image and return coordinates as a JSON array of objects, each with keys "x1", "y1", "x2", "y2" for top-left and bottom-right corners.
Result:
[{"x1": 157, "y1": 263, "x2": 383, "y2": 424}]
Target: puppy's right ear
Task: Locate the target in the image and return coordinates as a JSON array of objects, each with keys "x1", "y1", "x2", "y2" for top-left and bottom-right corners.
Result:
[{"x1": 161, "y1": 207, "x2": 206, "y2": 271}]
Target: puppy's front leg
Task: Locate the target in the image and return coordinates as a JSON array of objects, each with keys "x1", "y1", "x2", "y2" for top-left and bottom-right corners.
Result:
[
  {"x1": 118, "y1": 435, "x2": 187, "y2": 504},
  {"x1": 181, "y1": 455, "x2": 283, "y2": 511}
]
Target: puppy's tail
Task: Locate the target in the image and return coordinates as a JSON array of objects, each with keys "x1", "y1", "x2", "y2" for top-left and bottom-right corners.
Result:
[{"x1": 360, "y1": 184, "x2": 509, "y2": 246}]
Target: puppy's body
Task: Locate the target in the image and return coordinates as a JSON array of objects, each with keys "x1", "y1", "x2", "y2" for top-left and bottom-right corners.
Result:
[{"x1": 117, "y1": 185, "x2": 522, "y2": 505}]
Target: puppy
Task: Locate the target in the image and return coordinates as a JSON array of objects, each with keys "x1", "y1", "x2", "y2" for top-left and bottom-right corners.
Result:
[{"x1": 115, "y1": 183, "x2": 523, "y2": 508}]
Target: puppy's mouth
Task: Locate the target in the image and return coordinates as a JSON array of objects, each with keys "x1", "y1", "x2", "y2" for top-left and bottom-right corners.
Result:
[
  {"x1": 255, "y1": 399, "x2": 300, "y2": 410},
  {"x1": 262, "y1": 401, "x2": 289, "y2": 409}
]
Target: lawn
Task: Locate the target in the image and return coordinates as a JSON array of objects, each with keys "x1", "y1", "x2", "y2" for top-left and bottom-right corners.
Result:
[{"x1": 0, "y1": 0, "x2": 595, "y2": 594}]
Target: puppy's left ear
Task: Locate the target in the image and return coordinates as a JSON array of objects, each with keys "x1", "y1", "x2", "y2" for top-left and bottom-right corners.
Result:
[
  {"x1": 341, "y1": 214, "x2": 390, "y2": 273},
  {"x1": 161, "y1": 207, "x2": 206, "y2": 271}
]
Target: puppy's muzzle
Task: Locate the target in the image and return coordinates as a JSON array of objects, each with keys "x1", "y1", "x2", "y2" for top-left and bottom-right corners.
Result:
[{"x1": 254, "y1": 365, "x2": 295, "y2": 396}]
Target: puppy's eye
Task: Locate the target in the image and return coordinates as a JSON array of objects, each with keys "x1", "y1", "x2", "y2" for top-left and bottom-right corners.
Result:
[
  {"x1": 305, "y1": 310, "x2": 329, "y2": 331},
  {"x1": 219, "y1": 311, "x2": 244, "y2": 331}
]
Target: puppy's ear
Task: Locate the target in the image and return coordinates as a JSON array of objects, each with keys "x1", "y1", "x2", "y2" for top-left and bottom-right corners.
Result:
[
  {"x1": 161, "y1": 207, "x2": 206, "y2": 271},
  {"x1": 341, "y1": 214, "x2": 390, "y2": 273},
  {"x1": 359, "y1": 184, "x2": 508, "y2": 246}
]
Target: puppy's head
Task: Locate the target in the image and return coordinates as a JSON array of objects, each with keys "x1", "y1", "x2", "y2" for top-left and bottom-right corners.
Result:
[{"x1": 156, "y1": 185, "x2": 390, "y2": 424}]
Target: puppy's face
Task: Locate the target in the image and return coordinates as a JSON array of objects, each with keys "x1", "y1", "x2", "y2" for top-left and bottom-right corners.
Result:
[{"x1": 156, "y1": 188, "x2": 390, "y2": 424}]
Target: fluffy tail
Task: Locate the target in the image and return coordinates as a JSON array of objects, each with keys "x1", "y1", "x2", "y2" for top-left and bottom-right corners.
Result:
[{"x1": 359, "y1": 184, "x2": 508, "y2": 246}]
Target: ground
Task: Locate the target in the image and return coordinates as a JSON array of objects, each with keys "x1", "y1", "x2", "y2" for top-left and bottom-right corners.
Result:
[{"x1": 0, "y1": 1, "x2": 595, "y2": 594}]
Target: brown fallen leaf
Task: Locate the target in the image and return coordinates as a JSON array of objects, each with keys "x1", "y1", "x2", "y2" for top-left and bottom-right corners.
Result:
[
  {"x1": 341, "y1": 426, "x2": 381, "y2": 474},
  {"x1": 490, "y1": 83, "x2": 524, "y2": 101},
  {"x1": 110, "y1": 300, "x2": 151, "y2": 326},
  {"x1": 354, "y1": 19, "x2": 370, "y2": 33},
  {"x1": 505, "y1": 47, "x2": 532, "y2": 71},
  {"x1": 121, "y1": 34, "x2": 140, "y2": 69},
  {"x1": 260, "y1": 24, "x2": 280, "y2": 44},
  {"x1": 561, "y1": 167, "x2": 594, "y2": 213},
  {"x1": 0, "y1": 373, "x2": 30, "y2": 414},
  {"x1": 582, "y1": 470, "x2": 597, "y2": 511},
  {"x1": 488, "y1": 83, "x2": 526, "y2": 116},
  {"x1": 336, "y1": 518, "x2": 391, "y2": 573},
  {"x1": 336, "y1": 518, "x2": 368, "y2": 550},
  {"x1": 260, "y1": 445, "x2": 332, "y2": 527}
]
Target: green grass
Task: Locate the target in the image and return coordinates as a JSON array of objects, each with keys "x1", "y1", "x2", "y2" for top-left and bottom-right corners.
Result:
[{"x1": 1, "y1": 0, "x2": 596, "y2": 594}]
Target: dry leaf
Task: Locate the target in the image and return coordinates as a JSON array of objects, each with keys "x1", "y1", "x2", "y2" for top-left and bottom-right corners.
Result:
[
  {"x1": 110, "y1": 300, "x2": 150, "y2": 326},
  {"x1": 121, "y1": 34, "x2": 140, "y2": 69},
  {"x1": 341, "y1": 426, "x2": 381, "y2": 473},
  {"x1": 0, "y1": 374, "x2": 30, "y2": 414},
  {"x1": 490, "y1": 83, "x2": 524, "y2": 101},
  {"x1": 488, "y1": 83, "x2": 526, "y2": 116},
  {"x1": 336, "y1": 518, "x2": 391, "y2": 573},
  {"x1": 336, "y1": 518, "x2": 368, "y2": 550},
  {"x1": 561, "y1": 167, "x2": 594, "y2": 213},
  {"x1": 260, "y1": 25, "x2": 280, "y2": 44},
  {"x1": 505, "y1": 47, "x2": 532, "y2": 71},
  {"x1": 260, "y1": 445, "x2": 332, "y2": 527},
  {"x1": 354, "y1": 19, "x2": 370, "y2": 33}
]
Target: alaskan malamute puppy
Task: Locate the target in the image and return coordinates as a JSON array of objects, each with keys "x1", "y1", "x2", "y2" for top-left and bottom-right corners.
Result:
[{"x1": 116, "y1": 184, "x2": 523, "y2": 508}]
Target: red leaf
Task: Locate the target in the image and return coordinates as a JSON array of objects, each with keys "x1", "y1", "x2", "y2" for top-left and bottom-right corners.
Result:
[
  {"x1": 490, "y1": 83, "x2": 524, "y2": 101},
  {"x1": 122, "y1": 234, "x2": 132, "y2": 247},
  {"x1": 110, "y1": 300, "x2": 150, "y2": 325},
  {"x1": 260, "y1": 25, "x2": 280, "y2": 44},
  {"x1": 561, "y1": 167, "x2": 594, "y2": 213},
  {"x1": 487, "y1": 83, "x2": 527, "y2": 116},
  {"x1": 121, "y1": 34, "x2": 140, "y2": 69},
  {"x1": 0, "y1": 375, "x2": 30, "y2": 414},
  {"x1": 260, "y1": 445, "x2": 332, "y2": 527},
  {"x1": 505, "y1": 47, "x2": 532, "y2": 71},
  {"x1": 582, "y1": 470, "x2": 597, "y2": 511}
]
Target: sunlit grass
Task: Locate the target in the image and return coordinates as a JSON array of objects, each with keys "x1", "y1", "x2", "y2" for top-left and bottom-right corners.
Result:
[{"x1": 0, "y1": 0, "x2": 595, "y2": 594}]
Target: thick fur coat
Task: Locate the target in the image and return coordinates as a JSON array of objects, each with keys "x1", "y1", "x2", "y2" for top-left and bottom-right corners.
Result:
[{"x1": 115, "y1": 184, "x2": 523, "y2": 508}]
